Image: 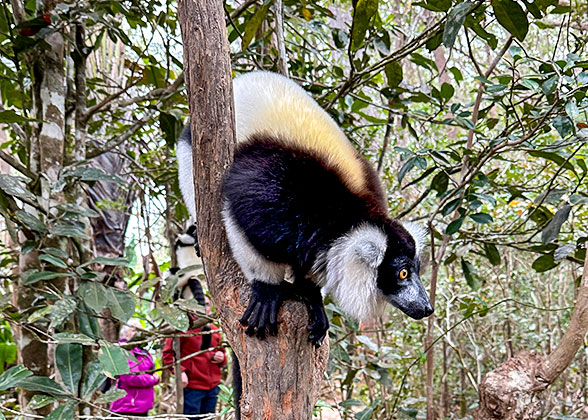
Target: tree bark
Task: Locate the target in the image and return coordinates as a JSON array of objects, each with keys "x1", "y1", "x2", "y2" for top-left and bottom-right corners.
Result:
[
  {"x1": 475, "y1": 250, "x2": 588, "y2": 419},
  {"x1": 177, "y1": 1, "x2": 329, "y2": 419}
]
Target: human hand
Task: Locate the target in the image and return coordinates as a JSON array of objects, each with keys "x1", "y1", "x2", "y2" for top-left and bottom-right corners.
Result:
[
  {"x1": 211, "y1": 351, "x2": 224, "y2": 364},
  {"x1": 181, "y1": 371, "x2": 189, "y2": 388}
]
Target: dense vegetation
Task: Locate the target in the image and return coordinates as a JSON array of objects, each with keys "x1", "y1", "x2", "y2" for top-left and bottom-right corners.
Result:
[{"x1": 0, "y1": 0, "x2": 586, "y2": 418}]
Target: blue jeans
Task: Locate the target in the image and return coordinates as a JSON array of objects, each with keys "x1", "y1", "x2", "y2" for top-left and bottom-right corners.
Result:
[{"x1": 184, "y1": 386, "x2": 220, "y2": 416}]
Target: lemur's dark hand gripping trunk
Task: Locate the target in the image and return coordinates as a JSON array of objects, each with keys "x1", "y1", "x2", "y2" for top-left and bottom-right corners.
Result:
[{"x1": 177, "y1": 71, "x2": 433, "y2": 347}]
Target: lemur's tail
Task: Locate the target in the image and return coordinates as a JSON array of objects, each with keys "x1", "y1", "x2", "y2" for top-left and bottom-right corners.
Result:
[
  {"x1": 177, "y1": 124, "x2": 196, "y2": 220},
  {"x1": 232, "y1": 350, "x2": 242, "y2": 420}
]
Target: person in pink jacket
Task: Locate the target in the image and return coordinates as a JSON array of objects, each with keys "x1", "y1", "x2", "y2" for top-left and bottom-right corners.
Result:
[{"x1": 110, "y1": 322, "x2": 159, "y2": 417}]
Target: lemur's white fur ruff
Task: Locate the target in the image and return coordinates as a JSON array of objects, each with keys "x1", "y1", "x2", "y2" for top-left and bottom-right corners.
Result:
[
  {"x1": 222, "y1": 203, "x2": 287, "y2": 284},
  {"x1": 313, "y1": 224, "x2": 389, "y2": 320},
  {"x1": 235, "y1": 72, "x2": 366, "y2": 193}
]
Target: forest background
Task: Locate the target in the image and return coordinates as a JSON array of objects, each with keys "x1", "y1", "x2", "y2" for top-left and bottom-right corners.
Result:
[{"x1": 0, "y1": 0, "x2": 587, "y2": 419}]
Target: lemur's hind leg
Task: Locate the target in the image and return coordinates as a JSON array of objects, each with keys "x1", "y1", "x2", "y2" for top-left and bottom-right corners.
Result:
[
  {"x1": 239, "y1": 281, "x2": 292, "y2": 338},
  {"x1": 293, "y1": 276, "x2": 329, "y2": 348}
]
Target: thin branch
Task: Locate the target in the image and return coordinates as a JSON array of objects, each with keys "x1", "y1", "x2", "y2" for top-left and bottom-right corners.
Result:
[
  {"x1": 116, "y1": 73, "x2": 185, "y2": 108},
  {"x1": 0, "y1": 149, "x2": 35, "y2": 179},
  {"x1": 85, "y1": 110, "x2": 156, "y2": 159},
  {"x1": 231, "y1": 0, "x2": 258, "y2": 19},
  {"x1": 81, "y1": 79, "x2": 141, "y2": 122}
]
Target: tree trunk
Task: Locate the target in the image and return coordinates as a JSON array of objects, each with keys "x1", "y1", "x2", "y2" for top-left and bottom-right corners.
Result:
[
  {"x1": 15, "y1": 22, "x2": 66, "y2": 416},
  {"x1": 177, "y1": 1, "x2": 329, "y2": 419},
  {"x1": 475, "y1": 251, "x2": 588, "y2": 419}
]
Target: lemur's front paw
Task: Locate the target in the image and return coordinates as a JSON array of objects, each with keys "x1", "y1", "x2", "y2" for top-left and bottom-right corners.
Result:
[
  {"x1": 307, "y1": 303, "x2": 329, "y2": 348},
  {"x1": 239, "y1": 281, "x2": 287, "y2": 339}
]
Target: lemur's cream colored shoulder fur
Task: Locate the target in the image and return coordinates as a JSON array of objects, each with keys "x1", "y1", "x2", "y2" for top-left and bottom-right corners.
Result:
[{"x1": 233, "y1": 72, "x2": 366, "y2": 193}]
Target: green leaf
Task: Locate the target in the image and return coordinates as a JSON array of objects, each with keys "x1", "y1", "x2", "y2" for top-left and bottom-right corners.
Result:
[
  {"x1": 384, "y1": 61, "x2": 403, "y2": 88},
  {"x1": 355, "y1": 406, "x2": 374, "y2": 420},
  {"x1": 23, "y1": 271, "x2": 72, "y2": 285},
  {"x1": 565, "y1": 101, "x2": 579, "y2": 121},
  {"x1": 45, "y1": 401, "x2": 75, "y2": 420},
  {"x1": 64, "y1": 167, "x2": 124, "y2": 184},
  {"x1": 50, "y1": 221, "x2": 90, "y2": 239},
  {"x1": 78, "y1": 303, "x2": 102, "y2": 339},
  {"x1": 440, "y1": 82, "x2": 455, "y2": 100},
  {"x1": 96, "y1": 387, "x2": 127, "y2": 404},
  {"x1": 43, "y1": 247, "x2": 69, "y2": 260},
  {"x1": 81, "y1": 360, "x2": 107, "y2": 400},
  {"x1": 552, "y1": 116, "x2": 573, "y2": 138},
  {"x1": 429, "y1": 171, "x2": 448, "y2": 196},
  {"x1": 17, "y1": 376, "x2": 70, "y2": 397},
  {"x1": 520, "y1": 78, "x2": 539, "y2": 91},
  {"x1": 351, "y1": 0, "x2": 379, "y2": 51},
  {"x1": 39, "y1": 254, "x2": 68, "y2": 269},
  {"x1": 15, "y1": 210, "x2": 46, "y2": 232},
  {"x1": 398, "y1": 157, "x2": 416, "y2": 182},
  {"x1": 0, "y1": 110, "x2": 29, "y2": 123},
  {"x1": 446, "y1": 216, "x2": 464, "y2": 235},
  {"x1": 528, "y1": 151, "x2": 575, "y2": 173},
  {"x1": 159, "y1": 303, "x2": 190, "y2": 332},
  {"x1": 26, "y1": 394, "x2": 57, "y2": 410},
  {"x1": 53, "y1": 332, "x2": 95, "y2": 345},
  {"x1": 49, "y1": 296, "x2": 78, "y2": 328},
  {"x1": 483, "y1": 243, "x2": 501, "y2": 266},
  {"x1": 492, "y1": 0, "x2": 529, "y2": 41},
  {"x1": 461, "y1": 258, "x2": 479, "y2": 290},
  {"x1": 56, "y1": 343, "x2": 82, "y2": 394},
  {"x1": 442, "y1": 197, "x2": 462, "y2": 216},
  {"x1": 0, "y1": 365, "x2": 33, "y2": 391},
  {"x1": 105, "y1": 289, "x2": 135, "y2": 323},
  {"x1": 541, "y1": 75, "x2": 558, "y2": 95},
  {"x1": 98, "y1": 341, "x2": 130, "y2": 378},
  {"x1": 80, "y1": 256, "x2": 129, "y2": 267},
  {"x1": 532, "y1": 254, "x2": 556, "y2": 272},
  {"x1": 469, "y1": 212, "x2": 493, "y2": 224},
  {"x1": 241, "y1": 2, "x2": 272, "y2": 51},
  {"x1": 55, "y1": 203, "x2": 100, "y2": 218},
  {"x1": 541, "y1": 205, "x2": 571, "y2": 244},
  {"x1": 78, "y1": 281, "x2": 108, "y2": 313},
  {"x1": 443, "y1": 1, "x2": 474, "y2": 47},
  {"x1": 28, "y1": 306, "x2": 53, "y2": 323},
  {"x1": 0, "y1": 174, "x2": 35, "y2": 201}
]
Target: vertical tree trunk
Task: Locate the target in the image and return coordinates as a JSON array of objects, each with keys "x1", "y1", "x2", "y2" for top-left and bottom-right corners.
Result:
[
  {"x1": 177, "y1": 1, "x2": 329, "y2": 419},
  {"x1": 15, "y1": 22, "x2": 66, "y2": 417}
]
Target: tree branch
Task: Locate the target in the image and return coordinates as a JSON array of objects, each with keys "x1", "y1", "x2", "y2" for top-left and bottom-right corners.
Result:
[
  {"x1": 85, "y1": 110, "x2": 156, "y2": 159},
  {"x1": 541, "y1": 242, "x2": 588, "y2": 384},
  {"x1": 0, "y1": 149, "x2": 35, "y2": 179}
]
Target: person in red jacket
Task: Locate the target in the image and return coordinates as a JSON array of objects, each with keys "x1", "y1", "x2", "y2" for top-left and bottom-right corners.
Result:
[{"x1": 162, "y1": 296, "x2": 226, "y2": 416}]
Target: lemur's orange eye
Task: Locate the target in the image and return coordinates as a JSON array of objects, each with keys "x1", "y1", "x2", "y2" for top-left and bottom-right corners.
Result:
[{"x1": 399, "y1": 269, "x2": 408, "y2": 280}]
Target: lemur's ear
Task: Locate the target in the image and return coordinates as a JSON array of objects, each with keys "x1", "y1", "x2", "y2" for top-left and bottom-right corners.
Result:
[
  {"x1": 401, "y1": 221, "x2": 427, "y2": 256},
  {"x1": 354, "y1": 240, "x2": 385, "y2": 268},
  {"x1": 349, "y1": 225, "x2": 387, "y2": 268}
]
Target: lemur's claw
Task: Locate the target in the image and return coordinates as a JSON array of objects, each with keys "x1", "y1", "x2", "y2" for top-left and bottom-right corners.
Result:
[{"x1": 239, "y1": 281, "x2": 287, "y2": 339}]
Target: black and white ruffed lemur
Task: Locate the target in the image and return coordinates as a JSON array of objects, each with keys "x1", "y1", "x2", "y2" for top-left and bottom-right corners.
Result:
[
  {"x1": 168, "y1": 225, "x2": 211, "y2": 349},
  {"x1": 171, "y1": 224, "x2": 205, "y2": 305},
  {"x1": 177, "y1": 71, "x2": 434, "y2": 348}
]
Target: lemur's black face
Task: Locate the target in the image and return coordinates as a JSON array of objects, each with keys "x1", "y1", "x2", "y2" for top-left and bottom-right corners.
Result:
[{"x1": 377, "y1": 243, "x2": 434, "y2": 320}]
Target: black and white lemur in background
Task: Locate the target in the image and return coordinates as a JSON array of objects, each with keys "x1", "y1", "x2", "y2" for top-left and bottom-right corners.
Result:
[{"x1": 177, "y1": 71, "x2": 434, "y2": 348}]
